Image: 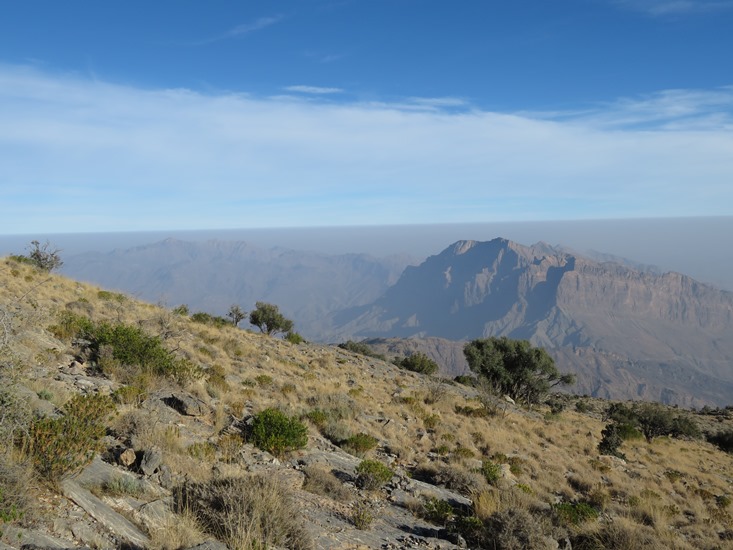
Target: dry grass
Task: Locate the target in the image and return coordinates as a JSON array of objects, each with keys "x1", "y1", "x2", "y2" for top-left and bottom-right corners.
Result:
[{"x1": 4, "y1": 257, "x2": 733, "y2": 549}]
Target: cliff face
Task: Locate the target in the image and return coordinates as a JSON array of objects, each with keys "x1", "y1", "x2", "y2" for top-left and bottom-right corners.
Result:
[{"x1": 334, "y1": 238, "x2": 733, "y2": 406}]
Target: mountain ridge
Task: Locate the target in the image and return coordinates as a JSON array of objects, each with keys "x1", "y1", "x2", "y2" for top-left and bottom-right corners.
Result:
[{"x1": 332, "y1": 238, "x2": 733, "y2": 406}]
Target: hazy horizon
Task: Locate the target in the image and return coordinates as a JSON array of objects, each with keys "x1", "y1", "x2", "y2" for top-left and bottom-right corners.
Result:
[{"x1": 2, "y1": 216, "x2": 732, "y2": 292}]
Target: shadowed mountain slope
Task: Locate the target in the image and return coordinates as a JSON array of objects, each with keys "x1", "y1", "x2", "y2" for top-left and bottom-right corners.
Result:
[{"x1": 333, "y1": 239, "x2": 733, "y2": 407}]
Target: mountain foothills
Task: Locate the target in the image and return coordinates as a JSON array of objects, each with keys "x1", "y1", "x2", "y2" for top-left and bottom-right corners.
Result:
[
  {"x1": 3, "y1": 254, "x2": 733, "y2": 550},
  {"x1": 62, "y1": 237, "x2": 733, "y2": 407}
]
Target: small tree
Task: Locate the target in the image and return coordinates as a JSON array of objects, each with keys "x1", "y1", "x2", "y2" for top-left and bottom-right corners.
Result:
[
  {"x1": 399, "y1": 352, "x2": 439, "y2": 375},
  {"x1": 463, "y1": 336, "x2": 575, "y2": 405},
  {"x1": 24, "y1": 240, "x2": 63, "y2": 272},
  {"x1": 226, "y1": 304, "x2": 247, "y2": 327},
  {"x1": 249, "y1": 302, "x2": 294, "y2": 336}
]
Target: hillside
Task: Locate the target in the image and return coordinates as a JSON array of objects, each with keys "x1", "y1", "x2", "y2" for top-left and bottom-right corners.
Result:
[
  {"x1": 2, "y1": 256, "x2": 733, "y2": 549},
  {"x1": 332, "y1": 239, "x2": 733, "y2": 407}
]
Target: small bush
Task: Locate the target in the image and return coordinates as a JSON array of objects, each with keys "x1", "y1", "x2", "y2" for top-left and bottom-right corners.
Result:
[
  {"x1": 553, "y1": 501, "x2": 599, "y2": 525},
  {"x1": 598, "y1": 423, "x2": 626, "y2": 459},
  {"x1": 337, "y1": 340, "x2": 386, "y2": 360},
  {"x1": 285, "y1": 331, "x2": 305, "y2": 344},
  {"x1": 341, "y1": 433, "x2": 378, "y2": 456},
  {"x1": 28, "y1": 394, "x2": 115, "y2": 482},
  {"x1": 355, "y1": 460, "x2": 394, "y2": 490},
  {"x1": 422, "y1": 497, "x2": 454, "y2": 526},
  {"x1": 190, "y1": 312, "x2": 229, "y2": 328},
  {"x1": 399, "y1": 352, "x2": 439, "y2": 375},
  {"x1": 481, "y1": 459, "x2": 502, "y2": 485},
  {"x1": 708, "y1": 430, "x2": 733, "y2": 453},
  {"x1": 350, "y1": 500, "x2": 374, "y2": 530},
  {"x1": 249, "y1": 408, "x2": 308, "y2": 457}
]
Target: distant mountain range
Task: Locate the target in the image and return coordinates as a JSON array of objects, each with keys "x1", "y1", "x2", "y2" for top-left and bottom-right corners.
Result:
[
  {"x1": 62, "y1": 237, "x2": 733, "y2": 406},
  {"x1": 62, "y1": 238, "x2": 414, "y2": 341},
  {"x1": 333, "y1": 239, "x2": 733, "y2": 407}
]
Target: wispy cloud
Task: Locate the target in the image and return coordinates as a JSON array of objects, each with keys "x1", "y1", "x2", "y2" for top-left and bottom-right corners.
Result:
[
  {"x1": 0, "y1": 64, "x2": 731, "y2": 234},
  {"x1": 194, "y1": 15, "x2": 283, "y2": 45},
  {"x1": 284, "y1": 85, "x2": 344, "y2": 95},
  {"x1": 613, "y1": 0, "x2": 733, "y2": 15}
]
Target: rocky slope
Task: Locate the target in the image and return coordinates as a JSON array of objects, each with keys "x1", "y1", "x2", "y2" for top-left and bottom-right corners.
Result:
[
  {"x1": 332, "y1": 239, "x2": 733, "y2": 407},
  {"x1": 3, "y1": 257, "x2": 733, "y2": 549}
]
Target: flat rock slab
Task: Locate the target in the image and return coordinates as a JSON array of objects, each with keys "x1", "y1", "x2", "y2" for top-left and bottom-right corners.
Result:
[
  {"x1": 60, "y1": 479, "x2": 150, "y2": 549},
  {"x1": 1, "y1": 526, "x2": 73, "y2": 549}
]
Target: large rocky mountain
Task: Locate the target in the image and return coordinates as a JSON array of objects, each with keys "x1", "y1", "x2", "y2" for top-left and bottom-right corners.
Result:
[
  {"x1": 62, "y1": 238, "x2": 413, "y2": 341},
  {"x1": 332, "y1": 238, "x2": 733, "y2": 407}
]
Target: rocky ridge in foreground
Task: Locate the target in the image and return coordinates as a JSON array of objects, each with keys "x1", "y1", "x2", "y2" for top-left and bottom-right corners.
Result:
[{"x1": 2, "y1": 257, "x2": 733, "y2": 549}]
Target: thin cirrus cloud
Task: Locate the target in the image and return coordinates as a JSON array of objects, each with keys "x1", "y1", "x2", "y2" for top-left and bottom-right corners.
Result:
[
  {"x1": 193, "y1": 15, "x2": 283, "y2": 45},
  {"x1": 284, "y1": 85, "x2": 344, "y2": 94},
  {"x1": 613, "y1": 0, "x2": 733, "y2": 15},
  {"x1": 0, "y1": 63, "x2": 731, "y2": 234}
]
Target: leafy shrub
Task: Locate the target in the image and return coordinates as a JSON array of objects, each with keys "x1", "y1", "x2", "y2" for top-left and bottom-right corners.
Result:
[
  {"x1": 422, "y1": 497, "x2": 455, "y2": 526},
  {"x1": 707, "y1": 430, "x2": 733, "y2": 453},
  {"x1": 190, "y1": 312, "x2": 229, "y2": 328},
  {"x1": 285, "y1": 331, "x2": 305, "y2": 344},
  {"x1": 575, "y1": 400, "x2": 591, "y2": 413},
  {"x1": 481, "y1": 459, "x2": 502, "y2": 485},
  {"x1": 249, "y1": 408, "x2": 308, "y2": 456},
  {"x1": 97, "y1": 290, "x2": 127, "y2": 302},
  {"x1": 598, "y1": 423, "x2": 626, "y2": 459},
  {"x1": 79, "y1": 320, "x2": 202, "y2": 383},
  {"x1": 398, "y1": 352, "x2": 439, "y2": 375},
  {"x1": 28, "y1": 394, "x2": 115, "y2": 482},
  {"x1": 454, "y1": 375, "x2": 479, "y2": 387},
  {"x1": 553, "y1": 501, "x2": 599, "y2": 525},
  {"x1": 337, "y1": 340, "x2": 385, "y2": 360},
  {"x1": 48, "y1": 310, "x2": 94, "y2": 340},
  {"x1": 304, "y1": 409, "x2": 329, "y2": 429},
  {"x1": 172, "y1": 304, "x2": 189, "y2": 316},
  {"x1": 350, "y1": 500, "x2": 374, "y2": 529},
  {"x1": 176, "y1": 475, "x2": 312, "y2": 550},
  {"x1": 355, "y1": 460, "x2": 394, "y2": 490},
  {"x1": 341, "y1": 433, "x2": 378, "y2": 456}
]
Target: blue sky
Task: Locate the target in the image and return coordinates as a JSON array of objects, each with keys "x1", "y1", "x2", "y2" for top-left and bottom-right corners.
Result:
[{"x1": 1, "y1": 0, "x2": 732, "y2": 234}]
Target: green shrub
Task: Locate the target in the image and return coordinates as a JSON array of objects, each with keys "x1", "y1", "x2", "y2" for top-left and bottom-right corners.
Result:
[
  {"x1": 285, "y1": 332, "x2": 305, "y2": 344},
  {"x1": 172, "y1": 304, "x2": 189, "y2": 316},
  {"x1": 598, "y1": 423, "x2": 626, "y2": 459},
  {"x1": 250, "y1": 408, "x2": 308, "y2": 457},
  {"x1": 480, "y1": 459, "x2": 502, "y2": 485},
  {"x1": 190, "y1": 312, "x2": 229, "y2": 328},
  {"x1": 350, "y1": 500, "x2": 374, "y2": 530},
  {"x1": 79, "y1": 320, "x2": 201, "y2": 383},
  {"x1": 575, "y1": 400, "x2": 591, "y2": 413},
  {"x1": 341, "y1": 433, "x2": 378, "y2": 456},
  {"x1": 355, "y1": 460, "x2": 394, "y2": 490},
  {"x1": 553, "y1": 501, "x2": 599, "y2": 525},
  {"x1": 398, "y1": 352, "x2": 439, "y2": 375},
  {"x1": 422, "y1": 497, "x2": 454, "y2": 526},
  {"x1": 48, "y1": 310, "x2": 94, "y2": 340},
  {"x1": 304, "y1": 409, "x2": 329, "y2": 429},
  {"x1": 337, "y1": 340, "x2": 385, "y2": 360},
  {"x1": 97, "y1": 290, "x2": 127, "y2": 302},
  {"x1": 28, "y1": 394, "x2": 115, "y2": 482},
  {"x1": 708, "y1": 430, "x2": 733, "y2": 453}
]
